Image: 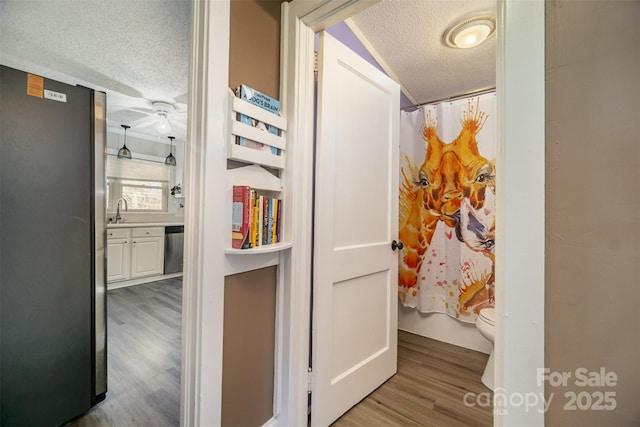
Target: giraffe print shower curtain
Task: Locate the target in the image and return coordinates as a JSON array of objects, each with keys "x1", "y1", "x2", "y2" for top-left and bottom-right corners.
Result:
[{"x1": 398, "y1": 93, "x2": 496, "y2": 323}]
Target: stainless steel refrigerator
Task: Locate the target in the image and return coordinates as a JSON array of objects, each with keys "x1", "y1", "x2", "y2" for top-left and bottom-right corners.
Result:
[{"x1": 0, "y1": 65, "x2": 107, "y2": 426}]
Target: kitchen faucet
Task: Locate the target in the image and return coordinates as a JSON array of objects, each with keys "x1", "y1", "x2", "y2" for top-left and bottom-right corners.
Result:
[{"x1": 115, "y1": 198, "x2": 128, "y2": 224}]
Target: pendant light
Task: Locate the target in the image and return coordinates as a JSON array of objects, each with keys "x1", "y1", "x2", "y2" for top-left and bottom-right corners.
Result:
[
  {"x1": 165, "y1": 136, "x2": 177, "y2": 166},
  {"x1": 117, "y1": 124, "x2": 132, "y2": 159}
]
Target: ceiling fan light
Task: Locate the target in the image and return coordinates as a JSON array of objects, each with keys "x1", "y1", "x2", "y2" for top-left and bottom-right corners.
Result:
[
  {"x1": 117, "y1": 124, "x2": 132, "y2": 159},
  {"x1": 156, "y1": 115, "x2": 172, "y2": 135},
  {"x1": 444, "y1": 16, "x2": 496, "y2": 49}
]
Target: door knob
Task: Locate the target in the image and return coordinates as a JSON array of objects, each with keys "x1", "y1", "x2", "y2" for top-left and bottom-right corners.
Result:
[{"x1": 391, "y1": 240, "x2": 403, "y2": 251}]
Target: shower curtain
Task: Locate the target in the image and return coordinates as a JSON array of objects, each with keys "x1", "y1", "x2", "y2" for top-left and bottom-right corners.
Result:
[{"x1": 398, "y1": 93, "x2": 496, "y2": 323}]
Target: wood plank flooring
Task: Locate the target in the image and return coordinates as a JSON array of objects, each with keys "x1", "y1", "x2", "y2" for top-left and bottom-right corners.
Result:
[
  {"x1": 66, "y1": 280, "x2": 490, "y2": 427},
  {"x1": 331, "y1": 330, "x2": 493, "y2": 427},
  {"x1": 66, "y1": 277, "x2": 182, "y2": 427}
]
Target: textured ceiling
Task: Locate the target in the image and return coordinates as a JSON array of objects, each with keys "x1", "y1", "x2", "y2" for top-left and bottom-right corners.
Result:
[
  {"x1": 0, "y1": 0, "x2": 190, "y2": 141},
  {"x1": 351, "y1": 0, "x2": 496, "y2": 105},
  {"x1": 0, "y1": 0, "x2": 495, "y2": 140}
]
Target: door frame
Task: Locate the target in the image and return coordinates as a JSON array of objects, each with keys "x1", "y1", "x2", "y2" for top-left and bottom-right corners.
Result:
[
  {"x1": 278, "y1": 2, "x2": 380, "y2": 425},
  {"x1": 279, "y1": 0, "x2": 545, "y2": 426},
  {"x1": 182, "y1": 1, "x2": 230, "y2": 426}
]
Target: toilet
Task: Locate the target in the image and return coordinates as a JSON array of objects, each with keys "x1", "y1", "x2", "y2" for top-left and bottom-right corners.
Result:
[{"x1": 476, "y1": 307, "x2": 495, "y2": 390}]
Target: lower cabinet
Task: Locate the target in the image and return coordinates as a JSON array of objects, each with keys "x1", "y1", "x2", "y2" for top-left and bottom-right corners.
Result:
[
  {"x1": 131, "y1": 228, "x2": 165, "y2": 278},
  {"x1": 107, "y1": 227, "x2": 165, "y2": 285},
  {"x1": 107, "y1": 229, "x2": 131, "y2": 282}
]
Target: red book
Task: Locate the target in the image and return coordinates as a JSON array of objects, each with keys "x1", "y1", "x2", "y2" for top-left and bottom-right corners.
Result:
[{"x1": 232, "y1": 185, "x2": 252, "y2": 249}]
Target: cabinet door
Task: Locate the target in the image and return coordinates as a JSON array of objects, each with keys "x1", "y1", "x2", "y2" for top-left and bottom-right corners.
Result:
[
  {"x1": 130, "y1": 236, "x2": 165, "y2": 278},
  {"x1": 107, "y1": 238, "x2": 130, "y2": 283}
]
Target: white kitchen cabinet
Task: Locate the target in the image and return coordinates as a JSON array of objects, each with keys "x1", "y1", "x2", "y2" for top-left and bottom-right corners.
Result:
[
  {"x1": 107, "y1": 229, "x2": 131, "y2": 282},
  {"x1": 130, "y1": 227, "x2": 165, "y2": 279},
  {"x1": 107, "y1": 226, "x2": 166, "y2": 287}
]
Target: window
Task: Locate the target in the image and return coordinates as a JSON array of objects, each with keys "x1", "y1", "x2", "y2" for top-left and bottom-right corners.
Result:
[{"x1": 107, "y1": 178, "x2": 169, "y2": 212}]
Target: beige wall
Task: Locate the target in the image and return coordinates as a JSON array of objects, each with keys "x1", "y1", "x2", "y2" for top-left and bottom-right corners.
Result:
[
  {"x1": 223, "y1": 2, "x2": 282, "y2": 426},
  {"x1": 545, "y1": 1, "x2": 640, "y2": 425},
  {"x1": 222, "y1": 266, "x2": 277, "y2": 426},
  {"x1": 229, "y1": 0, "x2": 281, "y2": 99}
]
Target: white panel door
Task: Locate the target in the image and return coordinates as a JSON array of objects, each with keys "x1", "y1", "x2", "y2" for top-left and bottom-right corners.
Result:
[{"x1": 312, "y1": 32, "x2": 400, "y2": 426}]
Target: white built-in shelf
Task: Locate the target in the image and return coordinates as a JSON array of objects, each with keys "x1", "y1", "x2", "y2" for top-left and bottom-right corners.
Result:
[
  {"x1": 225, "y1": 89, "x2": 289, "y2": 275},
  {"x1": 224, "y1": 242, "x2": 292, "y2": 255},
  {"x1": 226, "y1": 164, "x2": 287, "y2": 255},
  {"x1": 227, "y1": 164, "x2": 282, "y2": 192},
  {"x1": 228, "y1": 89, "x2": 287, "y2": 170}
]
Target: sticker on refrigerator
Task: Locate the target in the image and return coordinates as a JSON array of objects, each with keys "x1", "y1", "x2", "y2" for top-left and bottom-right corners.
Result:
[
  {"x1": 26, "y1": 73, "x2": 44, "y2": 98},
  {"x1": 44, "y1": 89, "x2": 67, "y2": 103}
]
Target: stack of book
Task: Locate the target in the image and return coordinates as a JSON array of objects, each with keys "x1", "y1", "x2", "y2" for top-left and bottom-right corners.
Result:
[
  {"x1": 232, "y1": 185, "x2": 282, "y2": 249},
  {"x1": 234, "y1": 84, "x2": 282, "y2": 155}
]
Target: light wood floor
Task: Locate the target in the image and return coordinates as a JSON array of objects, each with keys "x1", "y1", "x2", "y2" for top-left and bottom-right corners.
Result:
[
  {"x1": 66, "y1": 280, "x2": 490, "y2": 427},
  {"x1": 332, "y1": 330, "x2": 493, "y2": 427},
  {"x1": 66, "y1": 277, "x2": 182, "y2": 427}
]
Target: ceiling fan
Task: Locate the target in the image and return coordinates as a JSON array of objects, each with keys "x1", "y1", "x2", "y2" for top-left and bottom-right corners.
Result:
[{"x1": 126, "y1": 101, "x2": 187, "y2": 137}]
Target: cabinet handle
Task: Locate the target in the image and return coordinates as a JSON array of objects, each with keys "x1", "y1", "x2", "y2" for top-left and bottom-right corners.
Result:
[
  {"x1": 124, "y1": 240, "x2": 128, "y2": 244},
  {"x1": 146, "y1": 232, "x2": 150, "y2": 235},
  {"x1": 109, "y1": 232, "x2": 113, "y2": 236}
]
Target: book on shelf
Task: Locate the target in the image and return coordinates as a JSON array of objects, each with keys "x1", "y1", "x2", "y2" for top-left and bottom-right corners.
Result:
[
  {"x1": 252, "y1": 191, "x2": 260, "y2": 248},
  {"x1": 270, "y1": 199, "x2": 278, "y2": 245},
  {"x1": 258, "y1": 194, "x2": 265, "y2": 246},
  {"x1": 232, "y1": 185, "x2": 282, "y2": 249},
  {"x1": 275, "y1": 198, "x2": 281, "y2": 243},
  {"x1": 263, "y1": 197, "x2": 270, "y2": 245},
  {"x1": 235, "y1": 84, "x2": 281, "y2": 156},
  {"x1": 231, "y1": 185, "x2": 253, "y2": 249}
]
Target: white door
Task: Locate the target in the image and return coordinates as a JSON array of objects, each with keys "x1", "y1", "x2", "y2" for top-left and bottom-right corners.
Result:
[{"x1": 312, "y1": 32, "x2": 400, "y2": 426}]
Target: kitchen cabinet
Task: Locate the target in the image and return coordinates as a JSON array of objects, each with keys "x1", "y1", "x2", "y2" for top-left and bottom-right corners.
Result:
[
  {"x1": 107, "y1": 228, "x2": 131, "y2": 282},
  {"x1": 130, "y1": 227, "x2": 165, "y2": 278},
  {"x1": 107, "y1": 226, "x2": 165, "y2": 286}
]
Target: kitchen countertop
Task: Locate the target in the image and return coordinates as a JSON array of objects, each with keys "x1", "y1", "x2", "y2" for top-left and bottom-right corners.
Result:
[{"x1": 107, "y1": 222, "x2": 184, "y2": 229}]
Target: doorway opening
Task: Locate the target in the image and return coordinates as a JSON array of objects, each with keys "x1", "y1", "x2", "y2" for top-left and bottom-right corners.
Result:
[
  {"x1": 0, "y1": 2, "x2": 191, "y2": 424},
  {"x1": 281, "y1": 0, "x2": 545, "y2": 425}
]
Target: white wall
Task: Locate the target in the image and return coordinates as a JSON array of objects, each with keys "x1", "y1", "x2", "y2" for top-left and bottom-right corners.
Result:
[{"x1": 399, "y1": 306, "x2": 492, "y2": 354}]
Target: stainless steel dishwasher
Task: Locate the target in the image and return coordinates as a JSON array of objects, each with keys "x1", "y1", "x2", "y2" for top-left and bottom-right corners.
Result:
[{"x1": 164, "y1": 226, "x2": 184, "y2": 274}]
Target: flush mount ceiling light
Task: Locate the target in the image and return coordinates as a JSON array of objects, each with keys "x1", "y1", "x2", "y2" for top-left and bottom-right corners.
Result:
[
  {"x1": 444, "y1": 15, "x2": 496, "y2": 49},
  {"x1": 117, "y1": 124, "x2": 132, "y2": 159},
  {"x1": 165, "y1": 136, "x2": 177, "y2": 166}
]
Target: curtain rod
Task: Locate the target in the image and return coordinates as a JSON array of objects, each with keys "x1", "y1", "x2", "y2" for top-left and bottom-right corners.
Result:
[{"x1": 401, "y1": 86, "x2": 496, "y2": 111}]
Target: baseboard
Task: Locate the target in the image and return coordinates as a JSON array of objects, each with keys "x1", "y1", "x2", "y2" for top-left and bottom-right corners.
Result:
[
  {"x1": 398, "y1": 302, "x2": 492, "y2": 354},
  {"x1": 107, "y1": 272, "x2": 183, "y2": 290}
]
